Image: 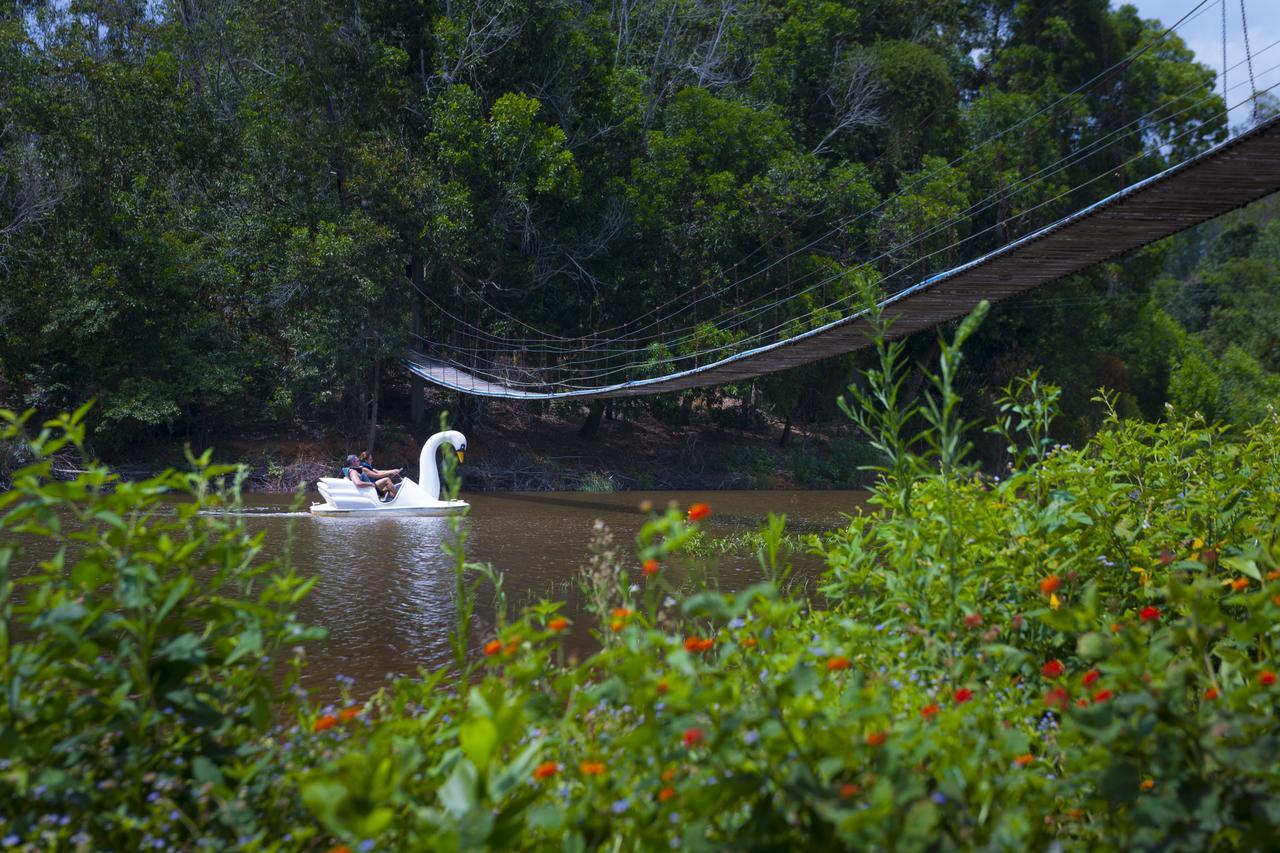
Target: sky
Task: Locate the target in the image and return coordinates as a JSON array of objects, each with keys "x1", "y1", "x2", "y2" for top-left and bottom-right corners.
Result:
[{"x1": 1129, "y1": 0, "x2": 1279, "y2": 127}]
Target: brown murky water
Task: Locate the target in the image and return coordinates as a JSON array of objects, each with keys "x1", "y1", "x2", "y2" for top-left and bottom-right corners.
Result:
[{"x1": 238, "y1": 490, "x2": 867, "y2": 694}]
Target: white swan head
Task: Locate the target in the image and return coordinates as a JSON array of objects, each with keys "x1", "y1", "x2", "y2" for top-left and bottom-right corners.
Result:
[{"x1": 418, "y1": 430, "x2": 468, "y2": 501}]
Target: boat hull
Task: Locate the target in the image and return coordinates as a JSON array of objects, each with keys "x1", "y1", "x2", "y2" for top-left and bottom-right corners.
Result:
[{"x1": 309, "y1": 500, "x2": 469, "y2": 517}]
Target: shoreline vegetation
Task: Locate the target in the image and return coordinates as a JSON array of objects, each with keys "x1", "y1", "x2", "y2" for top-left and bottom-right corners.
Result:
[{"x1": 5, "y1": 305, "x2": 1280, "y2": 848}]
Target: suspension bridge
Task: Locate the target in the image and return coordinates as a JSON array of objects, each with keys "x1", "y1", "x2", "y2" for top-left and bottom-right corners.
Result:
[{"x1": 404, "y1": 0, "x2": 1280, "y2": 401}]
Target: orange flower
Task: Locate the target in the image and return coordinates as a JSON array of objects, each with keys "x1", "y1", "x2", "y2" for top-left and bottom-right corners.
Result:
[
  {"x1": 338, "y1": 706, "x2": 361, "y2": 723},
  {"x1": 658, "y1": 786, "x2": 676, "y2": 803},
  {"x1": 643, "y1": 559, "x2": 660, "y2": 577},
  {"x1": 1015, "y1": 754, "x2": 1034, "y2": 767},
  {"x1": 1039, "y1": 575, "x2": 1061, "y2": 596},
  {"x1": 1204, "y1": 686, "x2": 1219, "y2": 700},
  {"x1": 1273, "y1": 595, "x2": 1280, "y2": 607},
  {"x1": 684, "y1": 636, "x2": 713, "y2": 653},
  {"x1": 1268, "y1": 570, "x2": 1280, "y2": 581},
  {"x1": 1260, "y1": 670, "x2": 1277, "y2": 687},
  {"x1": 826, "y1": 655, "x2": 851, "y2": 672},
  {"x1": 954, "y1": 688, "x2": 974, "y2": 704},
  {"x1": 1140, "y1": 778, "x2": 1155, "y2": 791},
  {"x1": 1082, "y1": 669, "x2": 1101, "y2": 687},
  {"x1": 1110, "y1": 621, "x2": 1123, "y2": 633},
  {"x1": 656, "y1": 679, "x2": 669, "y2": 695},
  {"x1": 687, "y1": 503, "x2": 711, "y2": 522},
  {"x1": 838, "y1": 782, "x2": 860, "y2": 799},
  {"x1": 864, "y1": 730, "x2": 888, "y2": 747},
  {"x1": 484, "y1": 639, "x2": 503, "y2": 656},
  {"x1": 548, "y1": 617, "x2": 569, "y2": 632},
  {"x1": 920, "y1": 703, "x2": 940, "y2": 720},
  {"x1": 328, "y1": 846, "x2": 352, "y2": 853},
  {"x1": 611, "y1": 607, "x2": 633, "y2": 619},
  {"x1": 1230, "y1": 577, "x2": 1250, "y2": 592},
  {"x1": 504, "y1": 641, "x2": 520, "y2": 655},
  {"x1": 313, "y1": 714, "x2": 338, "y2": 733},
  {"x1": 610, "y1": 619, "x2": 625, "y2": 633},
  {"x1": 660, "y1": 767, "x2": 678, "y2": 782},
  {"x1": 1091, "y1": 689, "x2": 1113, "y2": 703},
  {"x1": 1041, "y1": 659, "x2": 1065, "y2": 679},
  {"x1": 1139, "y1": 606, "x2": 1161, "y2": 622},
  {"x1": 742, "y1": 636, "x2": 758, "y2": 649},
  {"x1": 682, "y1": 728, "x2": 704, "y2": 748},
  {"x1": 533, "y1": 761, "x2": 559, "y2": 780},
  {"x1": 580, "y1": 761, "x2": 606, "y2": 777}
]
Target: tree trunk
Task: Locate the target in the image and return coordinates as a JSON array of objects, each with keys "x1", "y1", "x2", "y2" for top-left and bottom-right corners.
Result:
[
  {"x1": 580, "y1": 400, "x2": 605, "y2": 438},
  {"x1": 366, "y1": 365, "x2": 380, "y2": 453},
  {"x1": 779, "y1": 412, "x2": 793, "y2": 447},
  {"x1": 410, "y1": 260, "x2": 425, "y2": 427}
]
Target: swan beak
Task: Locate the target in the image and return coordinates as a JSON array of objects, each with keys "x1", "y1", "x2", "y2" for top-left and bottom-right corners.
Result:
[{"x1": 456, "y1": 451, "x2": 465, "y2": 464}]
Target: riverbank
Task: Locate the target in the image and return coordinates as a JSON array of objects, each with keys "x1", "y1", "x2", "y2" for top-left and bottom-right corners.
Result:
[{"x1": 63, "y1": 403, "x2": 880, "y2": 493}]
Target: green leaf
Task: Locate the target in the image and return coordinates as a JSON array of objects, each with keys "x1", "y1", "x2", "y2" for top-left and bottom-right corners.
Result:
[{"x1": 459, "y1": 717, "x2": 499, "y2": 771}]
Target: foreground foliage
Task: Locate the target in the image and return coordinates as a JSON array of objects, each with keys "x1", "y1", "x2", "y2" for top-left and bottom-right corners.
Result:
[{"x1": 4, "y1": 340, "x2": 1280, "y2": 848}]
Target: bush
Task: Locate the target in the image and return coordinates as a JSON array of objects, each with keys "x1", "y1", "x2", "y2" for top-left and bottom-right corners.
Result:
[
  {"x1": 5, "y1": 300, "x2": 1280, "y2": 848},
  {"x1": 0, "y1": 406, "x2": 323, "y2": 848}
]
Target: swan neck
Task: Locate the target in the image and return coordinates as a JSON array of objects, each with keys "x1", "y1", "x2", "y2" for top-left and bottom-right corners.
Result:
[{"x1": 419, "y1": 433, "x2": 446, "y2": 501}]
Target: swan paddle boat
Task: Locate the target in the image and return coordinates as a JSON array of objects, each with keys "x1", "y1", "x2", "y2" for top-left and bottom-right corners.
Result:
[{"x1": 310, "y1": 430, "x2": 469, "y2": 517}]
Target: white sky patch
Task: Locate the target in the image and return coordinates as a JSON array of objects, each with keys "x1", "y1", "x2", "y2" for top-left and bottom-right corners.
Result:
[{"x1": 1127, "y1": 0, "x2": 1280, "y2": 128}]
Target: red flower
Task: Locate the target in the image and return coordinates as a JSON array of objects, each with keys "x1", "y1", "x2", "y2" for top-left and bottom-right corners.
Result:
[
  {"x1": 1091, "y1": 689, "x2": 1113, "y2": 703},
  {"x1": 1082, "y1": 669, "x2": 1101, "y2": 687},
  {"x1": 548, "y1": 617, "x2": 569, "y2": 631},
  {"x1": 1075, "y1": 698, "x2": 1089, "y2": 708},
  {"x1": 826, "y1": 655, "x2": 851, "y2": 672},
  {"x1": 1230, "y1": 577, "x2": 1249, "y2": 592},
  {"x1": 920, "y1": 703, "x2": 940, "y2": 719},
  {"x1": 1139, "y1": 606, "x2": 1161, "y2": 622},
  {"x1": 1204, "y1": 687, "x2": 1219, "y2": 700},
  {"x1": 312, "y1": 714, "x2": 338, "y2": 733},
  {"x1": 1039, "y1": 575, "x2": 1062, "y2": 596},
  {"x1": 864, "y1": 730, "x2": 888, "y2": 747},
  {"x1": 1044, "y1": 687, "x2": 1070, "y2": 710},
  {"x1": 1159, "y1": 550, "x2": 1174, "y2": 565},
  {"x1": 838, "y1": 782, "x2": 860, "y2": 799},
  {"x1": 687, "y1": 503, "x2": 711, "y2": 522},
  {"x1": 1260, "y1": 670, "x2": 1277, "y2": 687},
  {"x1": 533, "y1": 761, "x2": 559, "y2": 780},
  {"x1": 484, "y1": 639, "x2": 503, "y2": 656},
  {"x1": 643, "y1": 559, "x2": 660, "y2": 577},
  {"x1": 682, "y1": 728, "x2": 705, "y2": 748},
  {"x1": 964, "y1": 613, "x2": 983, "y2": 628},
  {"x1": 954, "y1": 688, "x2": 974, "y2": 704},
  {"x1": 658, "y1": 786, "x2": 676, "y2": 803},
  {"x1": 1041, "y1": 659, "x2": 1065, "y2": 679},
  {"x1": 327, "y1": 847, "x2": 351, "y2": 853},
  {"x1": 1015, "y1": 754, "x2": 1034, "y2": 767}
]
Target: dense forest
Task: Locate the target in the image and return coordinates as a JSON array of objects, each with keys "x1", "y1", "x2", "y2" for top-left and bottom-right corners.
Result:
[{"x1": 0, "y1": 0, "x2": 1276, "y2": 456}]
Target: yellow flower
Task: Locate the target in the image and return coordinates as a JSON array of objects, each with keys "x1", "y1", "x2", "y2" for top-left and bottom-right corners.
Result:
[{"x1": 1050, "y1": 593, "x2": 1061, "y2": 611}]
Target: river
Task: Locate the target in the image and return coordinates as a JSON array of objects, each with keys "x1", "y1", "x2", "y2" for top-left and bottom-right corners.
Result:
[{"x1": 238, "y1": 489, "x2": 867, "y2": 695}]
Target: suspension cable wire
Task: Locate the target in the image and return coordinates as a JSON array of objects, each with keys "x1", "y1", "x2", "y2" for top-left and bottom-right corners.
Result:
[
  {"x1": 1223, "y1": 0, "x2": 1229, "y2": 107},
  {"x1": 422, "y1": 0, "x2": 1218, "y2": 351},
  {"x1": 418, "y1": 77, "x2": 1280, "y2": 392},
  {"x1": 1240, "y1": 0, "x2": 1259, "y2": 123},
  {"x1": 416, "y1": 40, "x2": 1276, "y2": 366}
]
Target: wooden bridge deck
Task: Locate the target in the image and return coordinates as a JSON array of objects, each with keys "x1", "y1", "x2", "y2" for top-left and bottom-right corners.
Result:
[{"x1": 405, "y1": 113, "x2": 1280, "y2": 400}]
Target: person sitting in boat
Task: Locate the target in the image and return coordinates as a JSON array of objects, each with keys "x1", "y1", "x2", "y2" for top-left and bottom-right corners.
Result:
[
  {"x1": 343, "y1": 454, "x2": 398, "y2": 500},
  {"x1": 357, "y1": 452, "x2": 403, "y2": 489}
]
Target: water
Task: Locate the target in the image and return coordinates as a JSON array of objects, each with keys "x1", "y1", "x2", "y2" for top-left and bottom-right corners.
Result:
[{"x1": 237, "y1": 490, "x2": 867, "y2": 694}]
